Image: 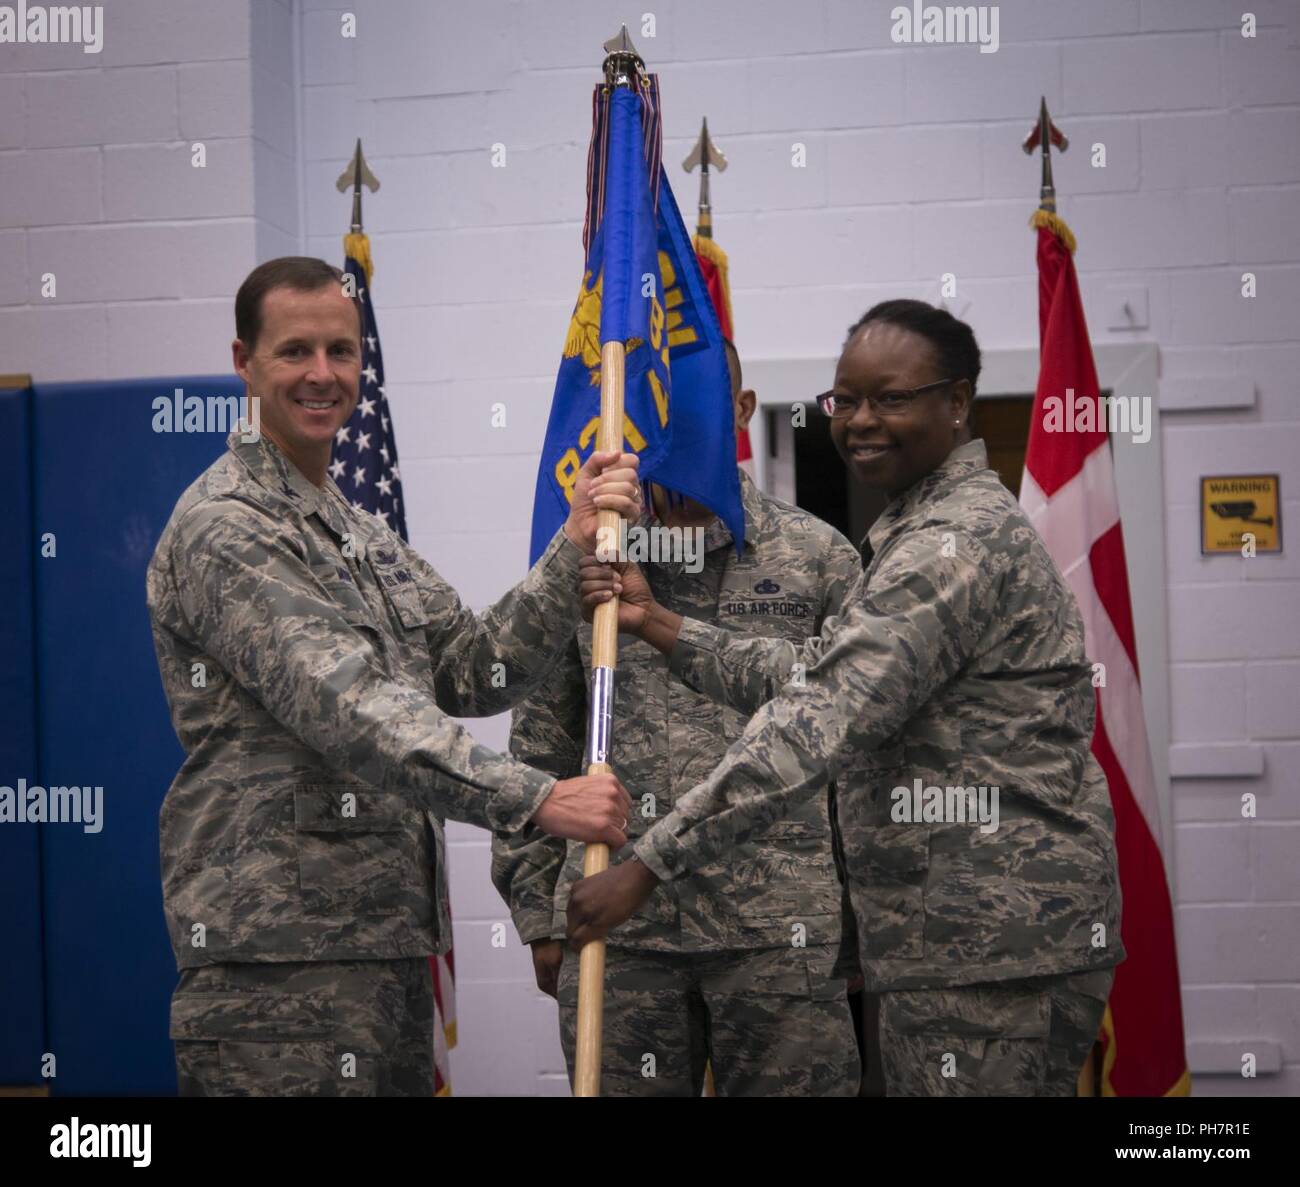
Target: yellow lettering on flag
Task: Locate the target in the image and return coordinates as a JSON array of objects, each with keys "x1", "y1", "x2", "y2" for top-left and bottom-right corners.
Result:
[
  {"x1": 649, "y1": 294, "x2": 665, "y2": 353},
  {"x1": 580, "y1": 414, "x2": 647, "y2": 454},
  {"x1": 658, "y1": 249, "x2": 697, "y2": 348},
  {"x1": 648, "y1": 371, "x2": 668, "y2": 429},
  {"x1": 623, "y1": 414, "x2": 647, "y2": 450},
  {"x1": 555, "y1": 448, "x2": 582, "y2": 504}
]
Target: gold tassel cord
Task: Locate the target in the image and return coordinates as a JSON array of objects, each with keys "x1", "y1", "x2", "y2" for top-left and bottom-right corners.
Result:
[
  {"x1": 1029, "y1": 208, "x2": 1077, "y2": 255},
  {"x1": 343, "y1": 231, "x2": 374, "y2": 282}
]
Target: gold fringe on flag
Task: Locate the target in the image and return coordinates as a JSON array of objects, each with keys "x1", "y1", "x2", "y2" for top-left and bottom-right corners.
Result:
[
  {"x1": 1095, "y1": 1003, "x2": 1192, "y2": 1097},
  {"x1": 692, "y1": 233, "x2": 734, "y2": 335},
  {"x1": 1029, "y1": 208, "x2": 1077, "y2": 255},
  {"x1": 343, "y1": 230, "x2": 374, "y2": 282}
]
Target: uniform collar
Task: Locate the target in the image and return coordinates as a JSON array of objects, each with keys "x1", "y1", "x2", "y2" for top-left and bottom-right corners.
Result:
[
  {"x1": 698, "y1": 468, "x2": 762, "y2": 554},
  {"x1": 864, "y1": 438, "x2": 990, "y2": 557},
  {"x1": 226, "y1": 430, "x2": 359, "y2": 544}
]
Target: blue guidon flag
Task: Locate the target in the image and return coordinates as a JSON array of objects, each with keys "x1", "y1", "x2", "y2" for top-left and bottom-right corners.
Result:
[
  {"x1": 330, "y1": 250, "x2": 408, "y2": 541},
  {"x1": 529, "y1": 74, "x2": 743, "y2": 564}
]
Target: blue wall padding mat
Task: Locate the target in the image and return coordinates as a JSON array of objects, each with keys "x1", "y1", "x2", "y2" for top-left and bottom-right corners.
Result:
[
  {"x1": 0, "y1": 384, "x2": 46, "y2": 1086},
  {"x1": 29, "y1": 375, "x2": 238, "y2": 1094}
]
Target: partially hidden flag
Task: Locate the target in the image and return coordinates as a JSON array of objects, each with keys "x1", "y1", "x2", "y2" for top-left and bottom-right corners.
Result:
[
  {"x1": 693, "y1": 235, "x2": 734, "y2": 339},
  {"x1": 332, "y1": 237, "x2": 408, "y2": 539},
  {"x1": 1018, "y1": 208, "x2": 1189, "y2": 1098},
  {"x1": 529, "y1": 78, "x2": 743, "y2": 564},
  {"x1": 692, "y1": 232, "x2": 752, "y2": 476},
  {"x1": 331, "y1": 234, "x2": 458, "y2": 1096},
  {"x1": 430, "y1": 944, "x2": 456, "y2": 1097}
]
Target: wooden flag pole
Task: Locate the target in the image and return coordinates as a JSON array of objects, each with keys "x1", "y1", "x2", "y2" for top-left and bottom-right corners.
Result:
[
  {"x1": 573, "y1": 338, "x2": 626, "y2": 1098},
  {"x1": 572, "y1": 22, "x2": 645, "y2": 1100}
]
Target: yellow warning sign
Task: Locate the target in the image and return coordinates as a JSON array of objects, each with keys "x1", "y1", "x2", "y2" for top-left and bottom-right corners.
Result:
[{"x1": 1201, "y1": 474, "x2": 1281, "y2": 554}]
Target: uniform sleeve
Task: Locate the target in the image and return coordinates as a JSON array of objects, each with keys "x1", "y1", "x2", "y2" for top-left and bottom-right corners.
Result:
[
  {"x1": 819, "y1": 531, "x2": 866, "y2": 623},
  {"x1": 405, "y1": 527, "x2": 586, "y2": 717},
  {"x1": 169, "y1": 500, "x2": 556, "y2": 834},
  {"x1": 666, "y1": 531, "x2": 863, "y2": 717},
  {"x1": 633, "y1": 527, "x2": 996, "y2": 881},
  {"x1": 490, "y1": 635, "x2": 587, "y2": 944}
]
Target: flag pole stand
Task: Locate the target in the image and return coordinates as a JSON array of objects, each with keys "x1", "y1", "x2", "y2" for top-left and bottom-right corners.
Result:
[{"x1": 574, "y1": 338, "x2": 627, "y2": 1098}]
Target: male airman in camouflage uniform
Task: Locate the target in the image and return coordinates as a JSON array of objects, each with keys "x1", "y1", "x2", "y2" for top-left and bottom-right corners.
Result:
[
  {"x1": 147, "y1": 257, "x2": 637, "y2": 1096},
  {"x1": 568, "y1": 439, "x2": 1125, "y2": 1096},
  {"x1": 493, "y1": 346, "x2": 863, "y2": 1096}
]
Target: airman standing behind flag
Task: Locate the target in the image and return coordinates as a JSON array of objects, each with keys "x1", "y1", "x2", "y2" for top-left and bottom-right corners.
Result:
[
  {"x1": 494, "y1": 340, "x2": 863, "y2": 1096},
  {"x1": 502, "y1": 38, "x2": 860, "y2": 1095}
]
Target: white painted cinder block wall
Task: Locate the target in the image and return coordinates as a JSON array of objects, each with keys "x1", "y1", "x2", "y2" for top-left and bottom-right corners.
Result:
[
  {"x1": 4, "y1": 0, "x2": 1298, "y2": 1096},
  {"x1": 295, "y1": 0, "x2": 1300, "y2": 1097},
  {"x1": 0, "y1": 0, "x2": 299, "y2": 378}
]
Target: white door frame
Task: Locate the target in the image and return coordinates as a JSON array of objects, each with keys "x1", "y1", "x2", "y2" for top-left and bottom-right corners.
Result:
[{"x1": 746, "y1": 344, "x2": 1173, "y2": 877}]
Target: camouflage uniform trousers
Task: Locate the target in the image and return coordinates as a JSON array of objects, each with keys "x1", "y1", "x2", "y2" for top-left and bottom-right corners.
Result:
[
  {"x1": 556, "y1": 942, "x2": 860, "y2": 1097},
  {"x1": 878, "y1": 967, "x2": 1114, "y2": 1096},
  {"x1": 170, "y1": 958, "x2": 435, "y2": 1096}
]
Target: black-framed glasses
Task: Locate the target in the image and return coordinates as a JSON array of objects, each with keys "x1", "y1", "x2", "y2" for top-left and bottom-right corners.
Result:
[{"x1": 816, "y1": 378, "x2": 958, "y2": 419}]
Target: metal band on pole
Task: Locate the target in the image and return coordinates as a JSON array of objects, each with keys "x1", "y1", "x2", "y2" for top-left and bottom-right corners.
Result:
[{"x1": 584, "y1": 667, "x2": 614, "y2": 767}]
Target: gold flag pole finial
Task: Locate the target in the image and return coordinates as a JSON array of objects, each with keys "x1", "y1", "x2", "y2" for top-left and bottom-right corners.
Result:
[
  {"x1": 1024, "y1": 98, "x2": 1076, "y2": 252},
  {"x1": 1021, "y1": 96, "x2": 1068, "y2": 213},
  {"x1": 602, "y1": 24, "x2": 645, "y2": 88},
  {"x1": 682, "y1": 117, "x2": 727, "y2": 240},
  {"x1": 335, "y1": 137, "x2": 380, "y2": 234}
]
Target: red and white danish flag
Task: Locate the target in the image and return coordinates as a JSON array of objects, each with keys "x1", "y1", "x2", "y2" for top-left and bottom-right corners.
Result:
[{"x1": 1019, "y1": 211, "x2": 1189, "y2": 1097}]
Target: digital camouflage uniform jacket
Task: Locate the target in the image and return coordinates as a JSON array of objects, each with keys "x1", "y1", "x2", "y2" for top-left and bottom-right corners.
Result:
[
  {"x1": 633, "y1": 441, "x2": 1126, "y2": 990},
  {"x1": 147, "y1": 431, "x2": 581, "y2": 970},
  {"x1": 492, "y1": 472, "x2": 861, "y2": 953}
]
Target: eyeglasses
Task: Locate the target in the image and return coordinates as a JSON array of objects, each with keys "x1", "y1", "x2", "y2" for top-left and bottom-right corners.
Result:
[{"x1": 816, "y1": 378, "x2": 958, "y2": 419}]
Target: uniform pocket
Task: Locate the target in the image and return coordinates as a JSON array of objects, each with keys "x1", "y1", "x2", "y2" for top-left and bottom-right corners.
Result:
[
  {"x1": 881, "y1": 984, "x2": 1051, "y2": 1097},
  {"x1": 165, "y1": 857, "x2": 232, "y2": 955},
  {"x1": 382, "y1": 586, "x2": 429, "y2": 631},
  {"x1": 733, "y1": 820, "x2": 841, "y2": 925},
  {"x1": 293, "y1": 784, "x2": 413, "y2": 917},
  {"x1": 171, "y1": 990, "x2": 334, "y2": 1040},
  {"x1": 835, "y1": 742, "x2": 930, "y2": 961},
  {"x1": 171, "y1": 989, "x2": 339, "y2": 1097},
  {"x1": 885, "y1": 984, "x2": 1050, "y2": 1039},
  {"x1": 321, "y1": 576, "x2": 377, "y2": 627}
]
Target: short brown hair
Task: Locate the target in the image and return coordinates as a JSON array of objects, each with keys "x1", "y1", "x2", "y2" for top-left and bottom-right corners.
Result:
[{"x1": 234, "y1": 256, "x2": 359, "y2": 349}]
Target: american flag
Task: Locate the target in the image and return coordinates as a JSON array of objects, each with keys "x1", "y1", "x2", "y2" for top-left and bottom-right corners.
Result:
[
  {"x1": 330, "y1": 252, "x2": 407, "y2": 539},
  {"x1": 331, "y1": 241, "x2": 457, "y2": 1094}
]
